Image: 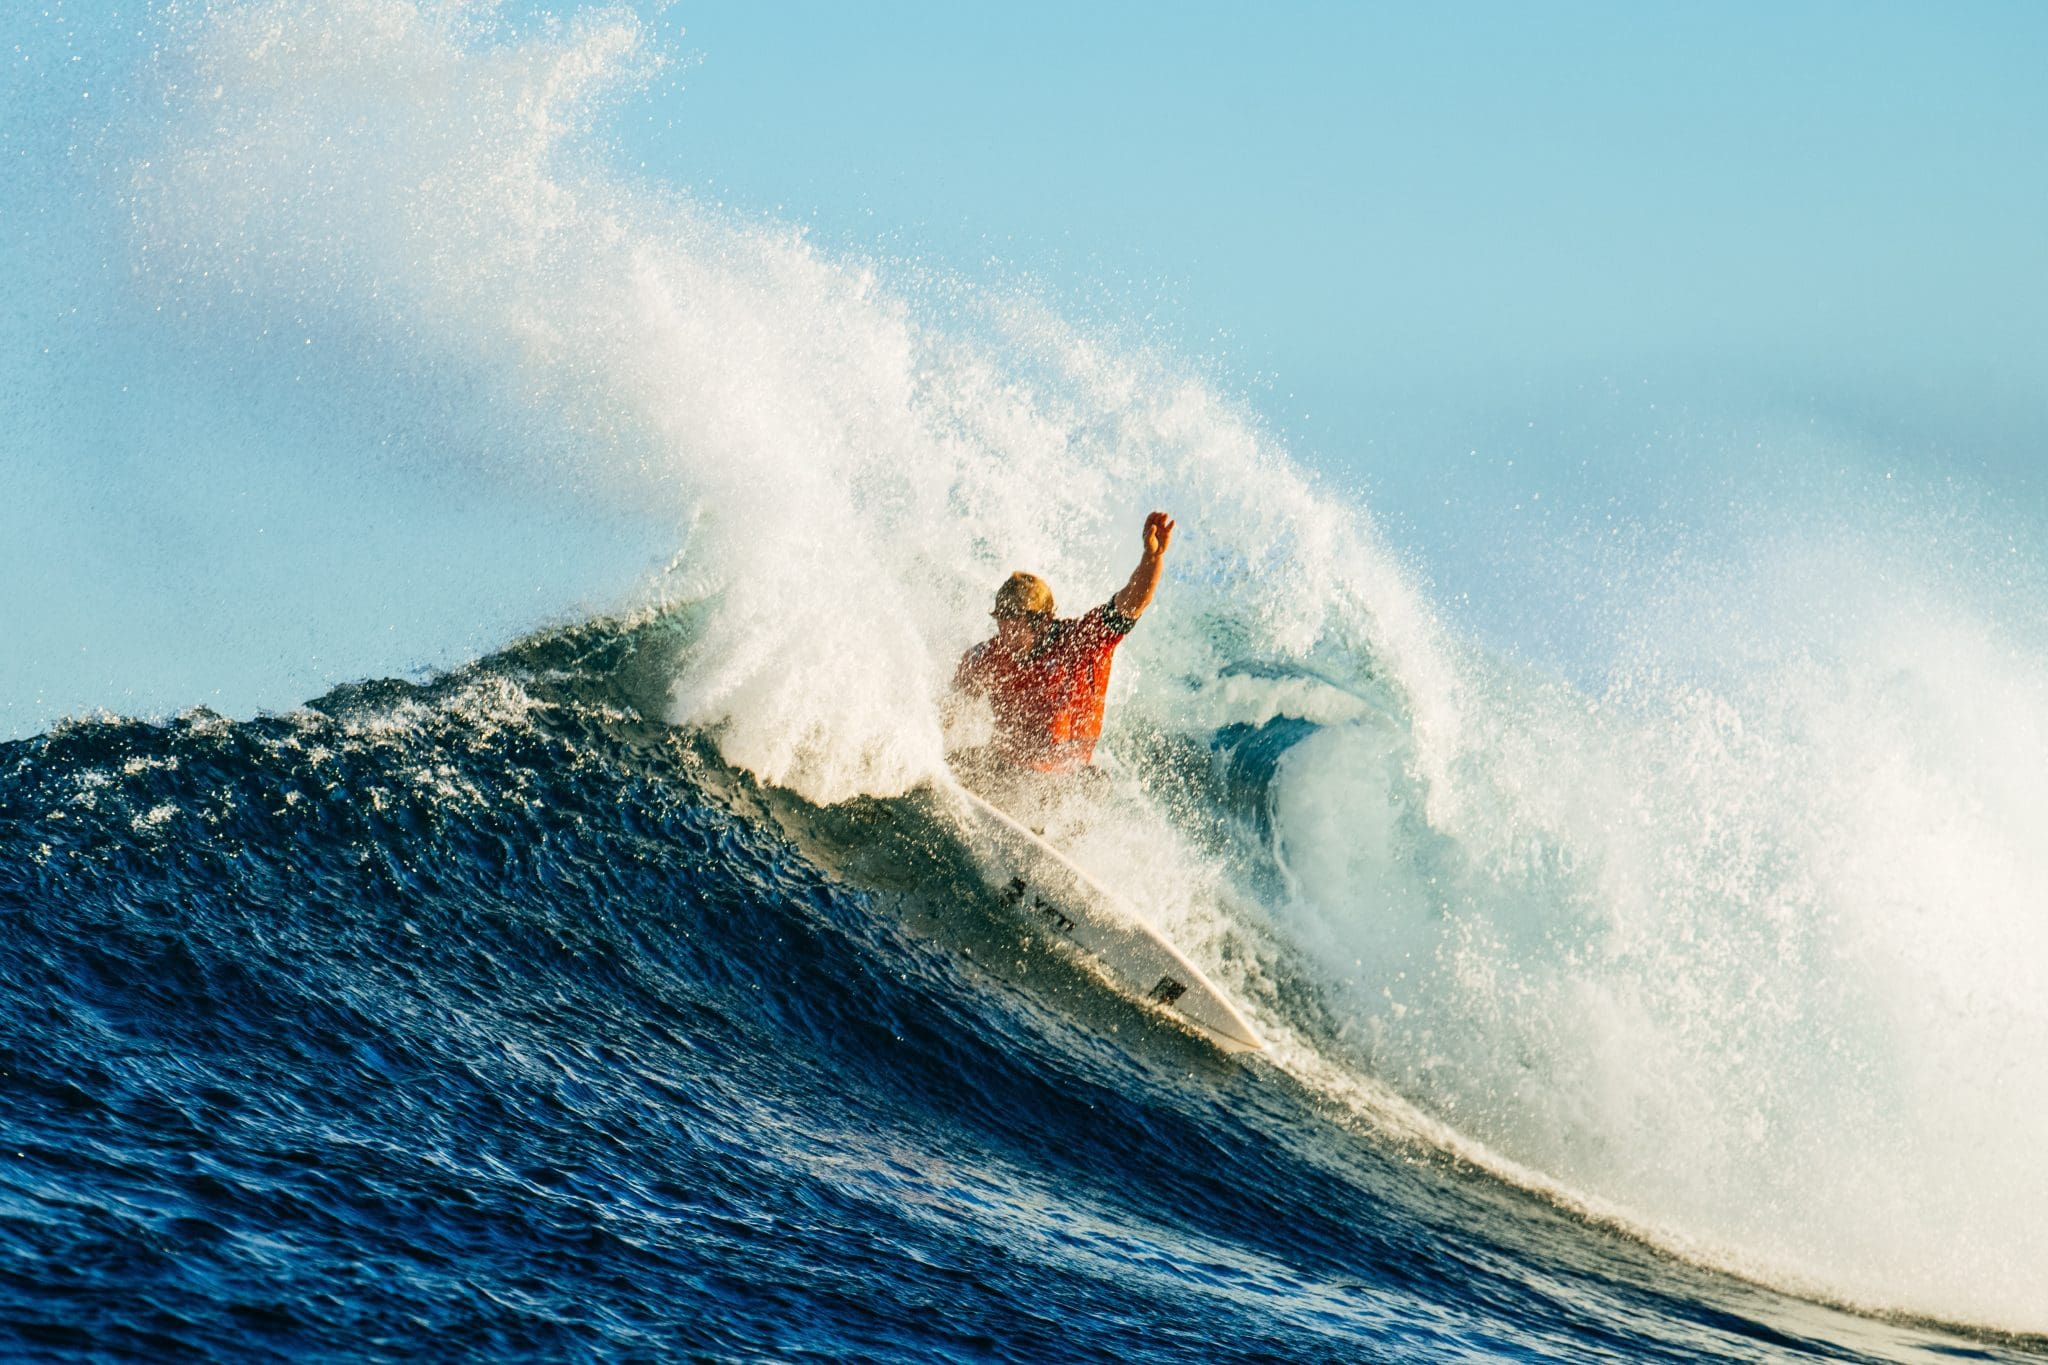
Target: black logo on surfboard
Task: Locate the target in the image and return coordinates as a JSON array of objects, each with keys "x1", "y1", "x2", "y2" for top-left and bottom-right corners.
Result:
[
  {"x1": 1148, "y1": 976, "x2": 1187, "y2": 1006},
  {"x1": 999, "y1": 877, "x2": 1076, "y2": 935}
]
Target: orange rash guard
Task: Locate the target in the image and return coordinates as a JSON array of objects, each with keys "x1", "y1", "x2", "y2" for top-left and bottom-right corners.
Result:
[{"x1": 953, "y1": 602, "x2": 1138, "y2": 772}]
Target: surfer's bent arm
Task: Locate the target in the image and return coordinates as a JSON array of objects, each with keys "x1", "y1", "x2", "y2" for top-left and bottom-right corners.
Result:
[{"x1": 1111, "y1": 511, "x2": 1175, "y2": 621}]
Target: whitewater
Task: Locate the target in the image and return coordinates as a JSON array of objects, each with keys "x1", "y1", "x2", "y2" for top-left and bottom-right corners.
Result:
[{"x1": 4, "y1": 1, "x2": 2045, "y2": 1358}]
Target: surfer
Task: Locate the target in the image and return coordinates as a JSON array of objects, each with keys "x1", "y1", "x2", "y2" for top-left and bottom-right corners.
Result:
[{"x1": 952, "y1": 511, "x2": 1175, "y2": 775}]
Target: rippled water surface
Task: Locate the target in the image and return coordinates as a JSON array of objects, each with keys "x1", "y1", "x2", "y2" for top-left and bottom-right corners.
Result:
[{"x1": 1, "y1": 624, "x2": 2037, "y2": 1362}]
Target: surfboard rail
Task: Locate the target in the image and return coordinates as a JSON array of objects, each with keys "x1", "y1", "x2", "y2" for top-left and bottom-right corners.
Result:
[{"x1": 938, "y1": 780, "x2": 1263, "y2": 1054}]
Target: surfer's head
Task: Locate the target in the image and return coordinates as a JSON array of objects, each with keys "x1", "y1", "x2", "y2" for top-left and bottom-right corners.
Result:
[
  {"x1": 991, "y1": 571, "x2": 1055, "y2": 654},
  {"x1": 992, "y1": 572, "x2": 1054, "y2": 622}
]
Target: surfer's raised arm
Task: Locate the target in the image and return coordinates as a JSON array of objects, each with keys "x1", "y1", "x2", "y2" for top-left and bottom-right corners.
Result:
[{"x1": 1112, "y1": 511, "x2": 1175, "y2": 621}]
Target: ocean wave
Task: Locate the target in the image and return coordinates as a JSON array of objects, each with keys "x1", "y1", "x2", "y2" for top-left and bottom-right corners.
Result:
[
  {"x1": 5, "y1": 0, "x2": 2041, "y2": 1342},
  {"x1": 4, "y1": 616, "x2": 2042, "y2": 1358}
]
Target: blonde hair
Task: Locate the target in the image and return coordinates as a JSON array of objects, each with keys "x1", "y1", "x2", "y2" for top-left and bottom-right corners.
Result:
[{"x1": 992, "y1": 571, "x2": 1055, "y2": 619}]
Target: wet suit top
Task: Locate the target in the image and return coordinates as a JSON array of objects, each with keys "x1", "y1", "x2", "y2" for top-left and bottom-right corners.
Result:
[{"x1": 953, "y1": 602, "x2": 1138, "y2": 772}]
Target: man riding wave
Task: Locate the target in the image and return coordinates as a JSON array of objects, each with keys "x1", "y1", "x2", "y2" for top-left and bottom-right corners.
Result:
[{"x1": 952, "y1": 511, "x2": 1174, "y2": 774}]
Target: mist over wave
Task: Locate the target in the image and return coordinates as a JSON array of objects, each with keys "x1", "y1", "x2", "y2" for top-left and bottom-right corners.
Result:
[
  {"x1": 1262, "y1": 530, "x2": 2048, "y2": 1326},
  {"x1": 104, "y1": 0, "x2": 2048, "y2": 1335},
  {"x1": 128, "y1": 0, "x2": 1443, "y2": 807}
]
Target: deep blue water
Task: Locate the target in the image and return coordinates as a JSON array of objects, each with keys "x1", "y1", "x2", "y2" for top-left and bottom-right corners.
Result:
[{"x1": 2, "y1": 618, "x2": 2039, "y2": 1362}]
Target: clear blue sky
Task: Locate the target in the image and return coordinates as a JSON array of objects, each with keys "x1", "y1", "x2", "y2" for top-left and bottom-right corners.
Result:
[{"x1": 626, "y1": 2, "x2": 2047, "y2": 475}]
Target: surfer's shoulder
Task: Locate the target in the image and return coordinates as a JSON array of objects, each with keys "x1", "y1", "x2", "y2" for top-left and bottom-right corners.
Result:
[{"x1": 1078, "y1": 600, "x2": 1139, "y2": 639}]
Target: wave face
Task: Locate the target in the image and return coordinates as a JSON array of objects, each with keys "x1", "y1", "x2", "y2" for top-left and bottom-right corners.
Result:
[
  {"x1": 6, "y1": 0, "x2": 2046, "y2": 1351},
  {"x1": 0, "y1": 620, "x2": 2035, "y2": 1362}
]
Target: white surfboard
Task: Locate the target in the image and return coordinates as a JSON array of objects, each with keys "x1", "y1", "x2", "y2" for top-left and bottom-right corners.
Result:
[{"x1": 938, "y1": 781, "x2": 1263, "y2": 1054}]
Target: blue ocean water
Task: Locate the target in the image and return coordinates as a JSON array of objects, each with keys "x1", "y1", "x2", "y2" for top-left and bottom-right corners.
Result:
[
  {"x1": 8, "y1": 1, "x2": 2048, "y2": 1357},
  {"x1": 3, "y1": 618, "x2": 2037, "y2": 1362}
]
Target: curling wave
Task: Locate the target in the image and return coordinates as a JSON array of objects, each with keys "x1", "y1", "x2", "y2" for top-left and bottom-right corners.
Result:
[{"x1": 14, "y1": 0, "x2": 2044, "y2": 1340}]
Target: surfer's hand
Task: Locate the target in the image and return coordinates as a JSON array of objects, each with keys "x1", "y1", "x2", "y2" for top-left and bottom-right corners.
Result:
[
  {"x1": 1142, "y1": 511, "x2": 1175, "y2": 558},
  {"x1": 1116, "y1": 512, "x2": 1175, "y2": 619}
]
